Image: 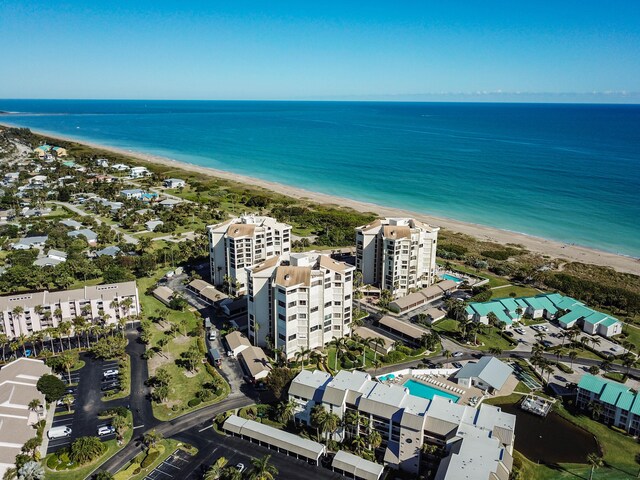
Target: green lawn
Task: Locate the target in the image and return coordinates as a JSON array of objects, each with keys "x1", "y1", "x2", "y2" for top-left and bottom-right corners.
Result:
[
  {"x1": 138, "y1": 270, "x2": 229, "y2": 421},
  {"x1": 432, "y1": 319, "x2": 514, "y2": 352},
  {"x1": 442, "y1": 261, "x2": 510, "y2": 288},
  {"x1": 45, "y1": 412, "x2": 134, "y2": 480},
  {"x1": 616, "y1": 324, "x2": 640, "y2": 351},
  {"x1": 115, "y1": 439, "x2": 194, "y2": 480},
  {"x1": 490, "y1": 285, "x2": 542, "y2": 299},
  {"x1": 486, "y1": 397, "x2": 640, "y2": 480}
]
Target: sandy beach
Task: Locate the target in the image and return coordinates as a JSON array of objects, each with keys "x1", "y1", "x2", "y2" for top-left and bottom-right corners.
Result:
[{"x1": 3, "y1": 124, "x2": 639, "y2": 276}]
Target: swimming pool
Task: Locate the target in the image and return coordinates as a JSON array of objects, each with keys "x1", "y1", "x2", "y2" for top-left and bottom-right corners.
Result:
[
  {"x1": 441, "y1": 273, "x2": 463, "y2": 283},
  {"x1": 404, "y1": 380, "x2": 460, "y2": 403}
]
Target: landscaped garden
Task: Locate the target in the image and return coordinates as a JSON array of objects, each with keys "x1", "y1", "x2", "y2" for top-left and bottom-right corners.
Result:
[{"x1": 137, "y1": 272, "x2": 230, "y2": 421}]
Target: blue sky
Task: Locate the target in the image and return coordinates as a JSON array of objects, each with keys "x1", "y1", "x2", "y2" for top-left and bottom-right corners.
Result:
[{"x1": 1, "y1": 1, "x2": 639, "y2": 101}]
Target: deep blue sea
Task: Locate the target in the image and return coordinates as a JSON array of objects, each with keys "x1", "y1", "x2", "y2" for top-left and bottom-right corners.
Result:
[{"x1": 1, "y1": 100, "x2": 639, "y2": 257}]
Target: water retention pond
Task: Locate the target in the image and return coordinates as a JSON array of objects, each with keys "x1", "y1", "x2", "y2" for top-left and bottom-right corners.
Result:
[{"x1": 501, "y1": 404, "x2": 600, "y2": 464}]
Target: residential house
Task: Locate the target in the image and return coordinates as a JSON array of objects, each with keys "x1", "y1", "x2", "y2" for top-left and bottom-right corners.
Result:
[
  {"x1": 454, "y1": 356, "x2": 513, "y2": 393},
  {"x1": 12, "y1": 236, "x2": 48, "y2": 250},
  {"x1": 67, "y1": 228, "x2": 98, "y2": 246},
  {"x1": 129, "y1": 166, "x2": 150, "y2": 178},
  {"x1": 163, "y1": 178, "x2": 186, "y2": 188}
]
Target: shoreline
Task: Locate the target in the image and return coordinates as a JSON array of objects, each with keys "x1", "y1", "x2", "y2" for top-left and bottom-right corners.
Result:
[{"x1": 2, "y1": 122, "x2": 639, "y2": 276}]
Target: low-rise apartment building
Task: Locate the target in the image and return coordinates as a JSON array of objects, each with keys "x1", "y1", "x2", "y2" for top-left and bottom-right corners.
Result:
[
  {"x1": 208, "y1": 215, "x2": 292, "y2": 296},
  {"x1": 246, "y1": 251, "x2": 354, "y2": 358},
  {"x1": 576, "y1": 374, "x2": 640, "y2": 435},
  {"x1": 0, "y1": 281, "x2": 140, "y2": 339},
  {"x1": 356, "y1": 218, "x2": 439, "y2": 298},
  {"x1": 289, "y1": 369, "x2": 515, "y2": 478}
]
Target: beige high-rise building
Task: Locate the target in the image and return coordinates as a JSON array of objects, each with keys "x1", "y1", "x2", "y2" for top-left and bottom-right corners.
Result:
[
  {"x1": 356, "y1": 218, "x2": 439, "y2": 298},
  {"x1": 246, "y1": 252, "x2": 354, "y2": 359},
  {"x1": 208, "y1": 215, "x2": 292, "y2": 296}
]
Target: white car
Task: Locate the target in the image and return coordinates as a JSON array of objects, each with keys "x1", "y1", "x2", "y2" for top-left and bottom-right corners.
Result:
[
  {"x1": 452, "y1": 351, "x2": 464, "y2": 358},
  {"x1": 97, "y1": 425, "x2": 115, "y2": 436},
  {"x1": 103, "y1": 369, "x2": 119, "y2": 377}
]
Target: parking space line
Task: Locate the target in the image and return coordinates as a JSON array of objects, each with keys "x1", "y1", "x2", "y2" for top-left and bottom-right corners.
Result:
[
  {"x1": 150, "y1": 469, "x2": 172, "y2": 478},
  {"x1": 161, "y1": 462, "x2": 181, "y2": 470}
]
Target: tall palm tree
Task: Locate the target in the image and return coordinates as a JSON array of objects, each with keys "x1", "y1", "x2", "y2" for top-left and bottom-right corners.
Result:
[
  {"x1": 442, "y1": 349, "x2": 452, "y2": 361},
  {"x1": 587, "y1": 453, "x2": 603, "y2": 480},
  {"x1": 0, "y1": 333, "x2": 7, "y2": 361},
  {"x1": 204, "y1": 457, "x2": 228, "y2": 480},
  {"x1": 329, "y1": 337, "x2": 347, "y2": 371},
  {"x1": 351, "y1": 435, "x2": 366, "y2": 454},
  {"x1": 368, "y1": 337, "x2": 385, "y2": 363},
  {"x1": 58, "y1": 321, "x2": 72, "y2": 351},
  {"x1": 275, "y1": 399, "x2": 297, "y2": 425},
  {"x1": 369, "y1": 429, "x2": 382, "y2": 451},
  {"x1": 248, "y1": 454, "x2": 278, "y2": 480},
  {"x1": 568, "y1": 350, "x2": 578, "y2": 369},
  {"x1": 60, "y1": 351, "x2": 76, "y2": 384},
  {"x1": 17, "y1": 334, "x2": 28, "y2": 357}
]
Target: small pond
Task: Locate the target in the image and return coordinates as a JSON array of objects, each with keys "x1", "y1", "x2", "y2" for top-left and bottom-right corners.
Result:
[{"x1": 501, "y1": 404, "x2": 600, "y2": 464}]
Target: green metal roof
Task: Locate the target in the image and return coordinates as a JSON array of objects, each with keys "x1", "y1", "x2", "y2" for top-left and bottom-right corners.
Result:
[
  {"x1": 555, "y1": 296, "x2": 583, "y2": 310},
  {"x1": 498, "y1": 297, "x2": 519, "y2": 312},
  {"x1": 600, "y1": 383, "x2": 630, "y2": 406},
  {"x1": 600, "y1": 317, "x2": 620, "y2": 328},
  {"x1": 557, "y1": 305, "x2": 592, "y2": 326},
  {"x1": 577, "y1": 374, "x2": 607, "y2": 394},
  {"x1": 630, "y1": 396, "x2": 640, "y2": 416},
  {"x1": 523, "y1": 297, "x2": 545, "y2": 310},
  {"x1": 616, "y1": 391, "x2": 635, "y2": 411},
  {"x1": 534, "y1": 296, "x2": 558, "y2": 314},
  {"x1": 582, "y1": 311, "x2": 608, "y2": 326}
]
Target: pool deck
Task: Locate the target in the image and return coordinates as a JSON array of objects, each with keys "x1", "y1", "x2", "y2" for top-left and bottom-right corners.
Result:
[{"x1": 402, "y1": 373, "x2": 484, "y2": 406}]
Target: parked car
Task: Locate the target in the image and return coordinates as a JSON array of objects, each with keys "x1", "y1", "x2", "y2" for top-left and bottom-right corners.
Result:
[
  {"x1": 103, "y1": 369, "x2": 119, "y2": 377},
  {"x1": 48, "y1": 426, "x2": 72, "y2": 439},
  {"x1": 103, "y1": 373, "x2": 118, "y2": 382},
  {"x1": 452, "y1": 351, "x2": 464, "y2": 358},
  {"x1": 452, "y1": 362, "x2": 463, "y2": 369},
  {"x1": 97, "y1": 425, "x2": 115, "y2": 436}
]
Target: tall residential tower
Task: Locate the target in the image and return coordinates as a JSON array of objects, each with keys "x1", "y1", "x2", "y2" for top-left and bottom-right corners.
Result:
[
  {"x1": 246, "y1": 252, "x2": 354, "y2": 358},
  {"x1": 208, "y1": 215, "x2": 292, "y2": 296},
  {"x1": 355, "y1": 218, "x2": 439, "y2": 298}
]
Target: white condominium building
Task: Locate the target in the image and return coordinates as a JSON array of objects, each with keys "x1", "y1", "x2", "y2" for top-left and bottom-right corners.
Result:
[
  {"x1": 0, "y1": 281, "x2": 140, "y2": 339},
  {"x1": 246, "y1": 252, "x2": 354, "y2": 358},
  {"x1": 289, "y1": 369, "x2": 516, "y2": 479},
  {"x1": 208, "y1": 215, "x2": 292, "y2": 295},
  {"x1": 356, "y1": 218, "x2": 439, "y2": 298}
]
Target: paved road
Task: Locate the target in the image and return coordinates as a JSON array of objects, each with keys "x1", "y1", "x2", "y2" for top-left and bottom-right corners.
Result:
[{"x1": 99, "y1": 395, "x2": 254, "y2": 474}]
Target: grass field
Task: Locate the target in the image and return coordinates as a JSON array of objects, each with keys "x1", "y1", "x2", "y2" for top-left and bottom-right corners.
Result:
[
  {"x1": 432, "y1": 319, "x2": 514, "y2": 352},
  {"x1": 137, "y1": 271, "x2": 229, "y2": 421},
  {"x1": 490, "y1": 285, "x2": 542, "y2": 299}
]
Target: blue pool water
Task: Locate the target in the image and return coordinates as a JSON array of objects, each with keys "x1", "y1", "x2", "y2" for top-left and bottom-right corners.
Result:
[
  {"x1": 441, "y1": 273, "x2": 463, "y2": 283},
  {"x1": 404, "y1": 379, "x2": 460, "y2": 403}
]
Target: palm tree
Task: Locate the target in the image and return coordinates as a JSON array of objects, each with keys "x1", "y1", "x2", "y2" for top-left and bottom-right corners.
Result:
[
  {"x1": 17, "y1": 334, "x2": 28, "y2": 357},
  {"x1": 329, "y1": 337, "x2": 347, "y2": 371},
  {"x1": 587, "y1": 453, "x2": 603, "y2": 480},
  {"x1": 62, "y1": 393, "x2": 74, "y2": 412},
  {"x1": 351, "y1": 435, "x2": 366, "y2": 454},
  {"x1": 369, "y1": 429, "x2": 382, "y2": 451},
  {"x1": 442, "y1": 349, "x2": 452, "y2": 361},
  {"x1": 28, "y1": 398, "x2": 42, "y2": 419},
  {"x1": 60, "y1": 351, "x2": 76, "y2": 383},
  {"x1": 488, "y1": 347, "x2": 503, "y2": 356},
  {"x1": 204, "y1": 457, "x2": 228, "y2": 480},
  {"x1": 622, "y1": 353, "x2": 637, "y2": 375},
  {"x1": 588, "y1": 401, "x2": 604, "y2": 421},
  {"x1": 249, "y1": 454, "x2": 278, "y2": 480},
  {"x1": 568, "y1": 350, "x2": 578, "y2": 369},
  {"x1": 373, "y1": 359, "x2": 382, "y2": 374},
  {"x1": 310, "y1": 405, "x2": 328, "y2": 441},
  {"x1": 368, "y1": 337, "x2": 385, "y2": 363},
  {"x1": 0, "y1": 333, "x2": 7, "y2": 361},
  {"x1": 111, "y1": 414, "x2": 129, "y2": 444},
  {"x1": 275, "y1": 399, "x2": 297, "y2": 425},
  {"x1": 143, "y1": 429, "x2": 163, "y2": 450},
  {"x1": 58, "y1": 321, "x2": 72, "y2": 350}
]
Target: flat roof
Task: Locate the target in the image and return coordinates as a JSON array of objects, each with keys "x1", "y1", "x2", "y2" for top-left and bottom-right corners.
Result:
[
  {"x1": 224, "y1": 415, "x2": 325, "y2": 460},
  {"x1": 332, "y1": 450, "x2": 384, "y2": 480}
]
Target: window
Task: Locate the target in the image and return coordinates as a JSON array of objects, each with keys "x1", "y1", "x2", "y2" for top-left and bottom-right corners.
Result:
[
  {"x1": 278, "y1": 333, "x2": 286, "y2": 341},
  {"x1": 310, "y1": 306, "x2": 319, "y2": 313},
  {"x1": 288, "y1": 301, "x2": 297, "y2": 308},
  {"x1": 324, "y1": 302, "x2": 331, "y2": 308},
  {"x1": 310, "y1": 325, "x2": 319, "y2": 332},
  {"x1": 299, "y1": 300, "x2": 307, "y2": 306},
  {"x1": 278, "y1": 300, "x2": 286, "y2": 308},
  {"x1": 278, "y1": 313, "x2": 286, "y2": 321},
  {"x1": 333, "y1": 301, "x2": 341, "y2": 306},
  {"x1": 288, "y1": 334, "x2": 297, "y2": 341},
  {"x1": 288, "y1": 314, "x2": 297, "y2": 321}
]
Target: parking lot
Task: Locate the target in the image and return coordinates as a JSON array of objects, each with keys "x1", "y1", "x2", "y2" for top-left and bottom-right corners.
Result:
[
  {"x1": 144, "y1": 449, "x2": 193, "y2": 480},
  {"x1": 47, "y1": 355, "x2": 127, "y2": 454}
]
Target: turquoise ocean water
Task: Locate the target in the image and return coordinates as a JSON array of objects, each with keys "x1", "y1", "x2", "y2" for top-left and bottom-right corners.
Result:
[{"x1": 1, "y1": 100, "x2": 638, "y2": 257}]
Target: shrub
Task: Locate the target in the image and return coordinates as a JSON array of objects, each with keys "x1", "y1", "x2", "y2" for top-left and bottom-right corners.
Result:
[
  {"x1": 438, "y1": 243, "x2": 468, "y2": 256},
  {"x1": 197, "y1": 337, "x2": 206, "y2": 354},
  {"x1": 133, "y1": 467, "x2": 141, "y2": 475},
  {"x1": 382, "y1": 350, "x2": 407, "y2": 364},
  {"x1": 69, "y1": 436, "x2": 106, "y2": 464},
  {"x1": 341, "y1": 359, "x2": 354, "y2": 369},
  {"x1": 187, "y1": 398, "x2": 201, "y2": 408},
  {"x1": 100, "y1": 406, "x2": 129, "y2": 418},
  {"x1": 396, "y1": 345, "x2": 412, "y2": 355},
  {"x1": 556, "y1": 363, "x2": 573, "y2": 374},
  {"x1": 140, "y1": 450, "x2": 160, "y2": 469}
]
